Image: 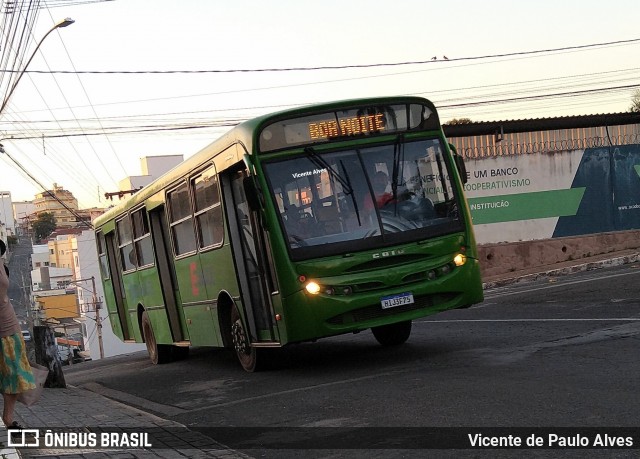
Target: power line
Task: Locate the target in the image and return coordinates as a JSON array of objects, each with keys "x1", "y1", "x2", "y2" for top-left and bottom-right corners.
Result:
[
  {"x1": 1, "y1": 81, "x2": 637, "y2": 139},
  {"x1": 2, "y1": 37, "x2": 639, "y2": 74},
  {"x1": 4, "y1": 66, "x2": 637, "y2": 123},
  {"x1": 0, "y1": 145, "x2": 93, "y2": 228},
  {"x1": 45, "y1": 6, "x2": 128, "y2": 181},
  {"x1": 435, "y1": 84, "x2": 640, "y2": 109}
]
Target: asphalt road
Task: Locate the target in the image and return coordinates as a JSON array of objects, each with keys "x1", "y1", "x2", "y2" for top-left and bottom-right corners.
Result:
[
  {"x1": 6, "y1": 238, "x2": 33, "y2": 328},
  {"x1": 62, "y1": 261, "x2": 640, "y2": 457}
]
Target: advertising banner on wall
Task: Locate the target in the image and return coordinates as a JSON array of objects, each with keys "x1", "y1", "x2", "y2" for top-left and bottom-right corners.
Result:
[{"x1": 464, "y1": 145, "x2": 640, "y2": 244}]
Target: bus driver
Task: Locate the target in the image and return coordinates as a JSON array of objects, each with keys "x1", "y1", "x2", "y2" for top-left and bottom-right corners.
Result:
[{"x1": 366, "y1": 171, "x2": 394, "y2": 210}]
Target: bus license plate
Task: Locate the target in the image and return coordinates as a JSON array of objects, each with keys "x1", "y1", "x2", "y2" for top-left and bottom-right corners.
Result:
[{"x1": 381, "y1": 292, "x2": 414, "y2": 309}]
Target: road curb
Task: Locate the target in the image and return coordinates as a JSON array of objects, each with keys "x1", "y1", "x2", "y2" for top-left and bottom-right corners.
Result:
[{"x1": 482, "y1": 253, "x2": 640, "y2": 290}]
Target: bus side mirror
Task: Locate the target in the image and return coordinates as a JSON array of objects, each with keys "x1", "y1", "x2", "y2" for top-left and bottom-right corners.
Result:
[
  {"x1": 243, "y1": 176, "x2": 261, "y2": 212},
  {"x1": 449, "y1": 143, "x2": 468, "y2": 184}
]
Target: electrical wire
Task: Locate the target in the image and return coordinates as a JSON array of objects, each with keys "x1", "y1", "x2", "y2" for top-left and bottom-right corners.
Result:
[
  {"x1": 5, "y1": 37, "x2": 639, "y2": 74},
  {"x1": 0, "y1": 146, "x2": 93, "y2": 228}
]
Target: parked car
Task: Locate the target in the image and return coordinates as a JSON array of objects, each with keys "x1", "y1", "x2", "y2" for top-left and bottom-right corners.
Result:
[
  {"x1": 57, "y1": 346, "x2": 91, "y2": 365},
  {"x1": 21, "y1": 330, "x2": 31, "y2": 342}
]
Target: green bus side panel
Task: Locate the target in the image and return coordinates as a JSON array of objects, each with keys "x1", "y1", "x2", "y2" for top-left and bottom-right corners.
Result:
[
  {"x1": 101, "y1": 279, "x2": 125, "y2": 341},
  {"x1": 174, "y1": 256, "x2": 209, "y2": 303},
  {"x1": 121, "y1": 271, "x2": 143, "y2": 342},
  {"x1": 180, "y1": 304, "x2": 221, "y2": 346},
  {"x1": 199, "y1": 244, "x2": 240, "y2": 300},
  {"x1": 173, "y1": 289, "x2": 189, "y2": 340},
  {"x1": 138, "y1": 266, "x2": 174, "y2": 345},
  {"x1": 173, "y1": 255, "x2": 222, "y2": 346}
]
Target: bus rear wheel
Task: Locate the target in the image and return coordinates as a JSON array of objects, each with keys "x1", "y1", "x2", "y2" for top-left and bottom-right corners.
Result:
[
  {"x1": 230, "y1": 305, "x2": 259, "y2": 372},
  {"x1": 372, "y1": 320, "x2": 412, "y2": 346},
  {"x1": 141, "y1": 311, "x2": 171, "y2": 364}
]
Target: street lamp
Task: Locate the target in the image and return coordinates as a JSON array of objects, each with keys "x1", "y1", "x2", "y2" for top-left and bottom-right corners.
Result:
[{"x1": 0, "y1": 17, "x2": 75, "y2": 115}]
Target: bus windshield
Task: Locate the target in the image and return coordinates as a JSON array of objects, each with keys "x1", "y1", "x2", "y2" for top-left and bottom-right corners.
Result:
[{"x1": 264, "y1": 137, "x2": 464, "y2": 260}]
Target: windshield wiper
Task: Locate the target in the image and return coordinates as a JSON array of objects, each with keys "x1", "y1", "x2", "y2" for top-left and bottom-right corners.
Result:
[
  {"x1": 304, "y1": 147, "x2": 353, "y2": 195},
  {"x1": 339, "y1": 159, "x2": 362, "y2": 226},
  {"x1": 304, "y1": 147, "x2": 364, "y2": 227},
  {"x1": 389, "y1": 134, "x2": 405, "y2": 214}
]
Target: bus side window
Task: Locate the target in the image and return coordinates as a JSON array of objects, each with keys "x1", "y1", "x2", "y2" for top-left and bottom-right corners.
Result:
[
  {"x1": 132, "y1": 208, "x2": 154, "y2": 266},
  {"x1": 96, "y1": 231, "x2": 110, "y2": 280},
  {"x1": 168, "y1": 182, "x2": 197, "y2": 255},
  {"x1": 116, "y1": 216, "x2": 137, "y2": 271},
  {"x1": 192, "y1": 167, "x2": 224, "y2": 249}
]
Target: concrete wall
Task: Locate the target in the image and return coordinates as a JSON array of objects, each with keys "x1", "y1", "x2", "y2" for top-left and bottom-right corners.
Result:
[
  {"x1": 455, "y1": 136, "x2": 640, "y2": 278},
  {"x1": 478, "y1": 229, "x2": 640, "y2": 278},
  {"x1": 462, "y1": 144, "x2": 640, "y2": 243}
]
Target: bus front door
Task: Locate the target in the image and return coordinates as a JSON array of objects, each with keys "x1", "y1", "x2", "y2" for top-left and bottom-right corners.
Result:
[
  {"x1": 104, "y1": 232, "x2": 133, "y2": 341},
  {"x1": 149, "y1": 206, "x2": 185, "y2": 342},
  {"x1": 224, "y1": 169, "x2": 279, "y2": 344}
]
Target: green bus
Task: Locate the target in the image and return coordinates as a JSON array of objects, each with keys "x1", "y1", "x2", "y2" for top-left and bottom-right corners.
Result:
[{"x1": 93, "y1": 97, "x2": 483, "y2": 371}]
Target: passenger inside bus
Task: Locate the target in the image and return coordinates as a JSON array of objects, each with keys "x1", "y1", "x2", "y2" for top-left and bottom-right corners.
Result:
[{"x1": 283, "y1": 204, "x2": 314, "y2": 241}]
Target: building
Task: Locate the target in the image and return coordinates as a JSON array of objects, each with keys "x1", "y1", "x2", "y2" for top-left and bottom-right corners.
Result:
[
  {"x1": 34, "y1": 292, "x2": 78, "y2": 320},
  {"x1": 13, "y1": 200, "x2": 35, "y2": 237},
  {"x1": 31, "y1": 244, "x2": 51, "y2": 270},
  {"x1": 46, "y1": 229, "x2": 84, "y2": 270},
  {"x1": 0, "y1": 191, "x2": 15, "y2": 236},
  {"x1": 72, "y1": 229, "x2": 145, "y2": 359},
  {"x1": 31, "y1": 266, "x2": 73, "y2": 291},
  {"x1": 114, "y1": 155, "x2": 183, "y2": 201},
  {"x1": 33, "y1": 184, "x2": 79, "y2": 228}
]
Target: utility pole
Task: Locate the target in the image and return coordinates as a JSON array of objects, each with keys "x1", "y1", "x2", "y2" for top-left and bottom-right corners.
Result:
[
  {"x1": 68, "y1": 276, "x2": 104, "y2": 359},
  {"x1": 91, "y1": 276, "x2": 104, "y2": 359},
  {"x1": 20, "y1": 271, "x2": 32, "y2": 328}
]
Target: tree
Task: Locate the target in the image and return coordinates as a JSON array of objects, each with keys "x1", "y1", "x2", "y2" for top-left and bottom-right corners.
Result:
[
  {"x1": 33, "y1": 212, "x2": 56, "y2": 242},
  {"x1": 446, "y1": 118, "x2": 473, "y2": 125},
  {"x1": 630, "y1": 89, "x2": 640, "y2": 112}
]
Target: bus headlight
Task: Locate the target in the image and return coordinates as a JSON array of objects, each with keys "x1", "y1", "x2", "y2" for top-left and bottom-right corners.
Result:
[
  {"x1": 305, "y1": 281, "x2": 321, "y2": 295},
  {"x1": 453, "y1": 253, "x2": 466, "y2": 266}
]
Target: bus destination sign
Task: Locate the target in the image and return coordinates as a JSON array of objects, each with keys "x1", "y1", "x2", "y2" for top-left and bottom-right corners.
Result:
[
  {"x1": 258, "y1": 102, "x2": 437, "y2": 152},
  {"x1": 308, "y1": 114, "x2": 386, "y2": 140}
]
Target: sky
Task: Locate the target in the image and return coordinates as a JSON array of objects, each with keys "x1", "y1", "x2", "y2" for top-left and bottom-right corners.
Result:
[{"x1": 0, "y1": 0, "x2": 639, "y2": 208}]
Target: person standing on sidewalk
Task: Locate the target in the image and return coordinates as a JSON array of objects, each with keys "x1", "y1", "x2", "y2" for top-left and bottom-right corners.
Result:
[{"x1": 0, "y1": 239, "x2": 35, "y2": 428}]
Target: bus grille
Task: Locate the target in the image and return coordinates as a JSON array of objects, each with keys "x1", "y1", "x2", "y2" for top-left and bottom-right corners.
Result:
[{"x1": 326, "y1": 293, "x2": 458, "y2": 326}]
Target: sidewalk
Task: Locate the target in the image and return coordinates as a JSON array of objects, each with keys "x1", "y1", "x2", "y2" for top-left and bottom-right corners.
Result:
[
  {"x1": 1, "y1": 386, "x2": 250, "y2": 458},
  {"x1": 2, "y1": 249, "x2": 639, "y2": 459}
]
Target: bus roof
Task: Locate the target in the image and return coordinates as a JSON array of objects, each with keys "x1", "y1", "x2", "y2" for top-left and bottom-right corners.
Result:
[{"x1": 93, "y1": 96, "x2": 437, "y2": 228}]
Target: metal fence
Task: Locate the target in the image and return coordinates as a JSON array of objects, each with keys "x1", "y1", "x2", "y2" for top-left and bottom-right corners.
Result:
[{"x1": 450, "y1": 124, "x2": 640, "y2": 159}]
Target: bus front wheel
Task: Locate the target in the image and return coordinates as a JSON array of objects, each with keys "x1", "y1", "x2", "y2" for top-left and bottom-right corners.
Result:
[
  {"x1": 372, "y1": 320, "x2": 412, "y2": 346},
  {"x1": 230, "y1": 305, "x2": 259, "y2": 372},
  {"x1": 141, "y1": 311, "x2": 171, "y2": 364}
]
